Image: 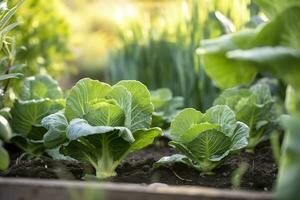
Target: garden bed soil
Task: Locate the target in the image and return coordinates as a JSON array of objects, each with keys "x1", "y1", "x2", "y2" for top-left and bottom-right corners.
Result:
[{"x1": 1, "y1": 139, "x2": 277, "y2": 191}]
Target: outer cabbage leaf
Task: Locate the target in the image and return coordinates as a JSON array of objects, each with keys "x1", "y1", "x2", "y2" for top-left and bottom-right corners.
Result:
[
  {"x1": 154, "y1": 154, "x2": 193, "y2": 169},
  {"x1": 65, "y1": 78, "x2": 111, "y2": 121},
  {"x1": 42, "y1": 111, "x2": 68, "y2": 149},
  {"x1": 197, "y1": 30, "x2": 258, "y2": 89},
  {"x1": 11, "y1": 99, "x2": 64, "y2": 139},
  {"x1": 170, "y1": 108, "x2": 205, "y2": 141},
  {"x1": 214, "y1": 82, "x2": 276, "y2": 150},
  {"x1": 115, "y1": 80, "x2": 153, "y2": 132},
  {"x1": 10, "y1": 99, "x2": 64, "y2": 154},
  {"x1": 228, "y1": 47, "x2": 300, "y2": 91},
  {"x1": 254, "y1": 0, "x2": 300, "y2": 19},
  {"x1": 20, "y1": 74, "x2": 64, "y2": 100}
]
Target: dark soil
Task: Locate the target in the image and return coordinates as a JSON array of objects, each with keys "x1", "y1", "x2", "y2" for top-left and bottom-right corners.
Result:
[{"x1": 1, "y1": 139, "x2": 277, "y2": 191}]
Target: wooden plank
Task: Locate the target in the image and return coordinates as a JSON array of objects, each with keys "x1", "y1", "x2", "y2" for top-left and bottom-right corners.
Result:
[{"x1": 0, "y1": 177, "x2": 273, "y2": 200}]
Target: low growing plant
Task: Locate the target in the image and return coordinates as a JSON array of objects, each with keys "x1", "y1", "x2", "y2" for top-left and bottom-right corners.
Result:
[
  {"x1": 0, "y1": 0, "x2": 24, "y2": 169},
  {"x1": 10, "y1": 74, "x2": 65, "y2": 154},
  {"x1": 150, "y1": 88, "x2": 184, "y2": 129},
  {"x1": 155, "y1": 105, "x2": 249, "y2": 174},
  {"x1": 213, "y1": 82, "x2": 276, "y2": 151},
  {"x1": 42, "y1": 78, "x2": 162, "y2": 179}
]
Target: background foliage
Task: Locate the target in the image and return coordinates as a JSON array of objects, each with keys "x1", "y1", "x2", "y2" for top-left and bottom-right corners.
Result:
[{"x1": 9, "y1": 0, "x2": 72, "y2": 78}]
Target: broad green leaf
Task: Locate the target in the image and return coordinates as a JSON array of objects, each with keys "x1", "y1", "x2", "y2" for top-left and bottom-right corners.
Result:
[
  {"x1": 46, "y1": 147, "x2": 75, "y2": 161},
  {"x1": 213, "y1": 88, "x2": 252, "y2": 108},
  {"x1": 254, "y1": 0, "x2": 300, "y2": 19},
  {"x1": 151, "y1": 88, "x2": 172, "y2": 110},
  {"x1": 84, "y1": 102, "x2": 125, "y2": 127},
  {"x1": 105, "y1": 85, "x2": 132, "y2": 126},
  {"x1": 252, "y1": 6, "x2": 300, "y2": 50},
  {"x1": 66, "y1": 118, "x2": 134, "y2": 143},
  {"x1": 0, "y1": 73, "x2": 23, "y2": 81},
  {"x1": 0, "y1": 115, "x2": 11, "y2": 141},
  {"x1": 0, "y1": 145, "x2": 9, "y2": 170},
  {"x1": 199, "y1": 29, "x2": 257, "y2": 54},
  {"x1": 198, "y1": 30, "x2": 258, "y2": 89},
  {"x1": 42, "y1": 111, "x2": 68, "y2": 149},
  {"x1": 11, "y1": 135, "x2": 45, "y2": 155},
  {"x1": 11, "y1": 99, "x2": 64, "y2": 139},
  {"x1": 60, "y1": 139, "x2": 98, "y2": 167},
  {"x1": 129, "y1": 127, "x2": 162, "y2": 152},
  {"x1": 115, "y1": 80, "x2": 153, "y2": 132},
  {"x1": 20, "y1": 75, "x2": 64, "y2": 100},
  {"x1": 277, "y1": 116, "x2": 300, "y2": 200},
  {"x1": 169, "y1": 141, "x2": 198, "y2": 161},
  {"x1": 201, "y1": 53, "x2": 257, "y2": 89},
  {"x1": 228, "y1": 47, "x2": 300, "y2": 90},
  {"x1": 154, "y1": 154, "x2": 193, "y2": 168},
  {"x1": 180, "y1": 123, "x2": 220, "y2": 144},
  {"x1": 65, "y1": 78, "x2": 111, "y2": 121},
  {"x1": 230, "y1": 122, "x2": 249, "y2": 151},
  {"x1": 170, "y1": 108, "x2": 205, "y2": 141},
  {"x1": 206, "y1": 105, "x2": 237, "y2": 135},
  {"x1": 188, "y1": 130, "x2": 231, "y2": 161},
  {"x1": 250, "y1": 83, "x2": 273, "y2": 104}
]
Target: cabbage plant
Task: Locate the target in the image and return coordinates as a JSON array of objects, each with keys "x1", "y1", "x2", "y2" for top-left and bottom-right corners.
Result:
[
  {"x1": 10, "y1": 75, "x2": 65, "y2": 154},
  {"x1": 213, "y1": 82, "x2": 275, "y2": 151},
  {"x1": 42, "y1": 78, "x2": 162, "y2": 179},
  {"x1": 155, "y1": 105, "x2": 249, "y2": 173}
]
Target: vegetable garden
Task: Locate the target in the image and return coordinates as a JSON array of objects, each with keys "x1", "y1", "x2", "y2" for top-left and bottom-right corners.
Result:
[{"x1": 0, "y1": 0, "x2": 299, "y2": 200}]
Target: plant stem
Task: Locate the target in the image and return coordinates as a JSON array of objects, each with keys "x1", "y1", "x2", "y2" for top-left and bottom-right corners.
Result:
[{"x1": 95, "y1": 136, "x2": 117, "y2": 179}]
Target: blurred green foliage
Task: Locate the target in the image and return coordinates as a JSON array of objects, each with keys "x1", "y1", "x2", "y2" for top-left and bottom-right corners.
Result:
[
  {"x1": 9, "y1": 0, "x2": 72, "y2": 78},
  {"x1": 107, "y1": 0, "x2": 253, "y2": 110},
  {"x1": 0, "y1": 0, "x2": 24, "y2": 171}
]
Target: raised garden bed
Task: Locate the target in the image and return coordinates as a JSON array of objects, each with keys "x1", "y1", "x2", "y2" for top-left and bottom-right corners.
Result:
[
  {"x1": 0, "y1": 139, "x2": 275, "y2": 199},
  {"x1": 0, "y1": 178, "x2": 273, "y2": 200}
]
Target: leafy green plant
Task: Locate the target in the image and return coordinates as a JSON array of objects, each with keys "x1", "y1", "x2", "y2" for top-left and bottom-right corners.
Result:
[
  {"x1": 198, "y1": 1, "x2": 300, "y2": 198},
  {"x1": 213, "y1": 82, "x2": 276, "y2": 151},
  {"x1": 155, "y1": 105, "x2": 249, "y2": 174},
  {"x1": 0, "y1": 0, "x2": 24, "y2": 170},
  {"x1": 42, "y1": 78, "x2": 162, "y2": 179},
  {"x1": 150, "y1": 88, "x2": 184, "y2": 129},
  {"x1": 197, "y1": 5, "x2": 300, "y2": 92},
  {"x1": 276, "y1": 115, "x2": 300, "y2": 200},
  {"x1": 10, "y1": 74, "x2": 65, "y2": 154},
  {"x1": 9, "y1": 0, "x2": 71, "y2": 78}
]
